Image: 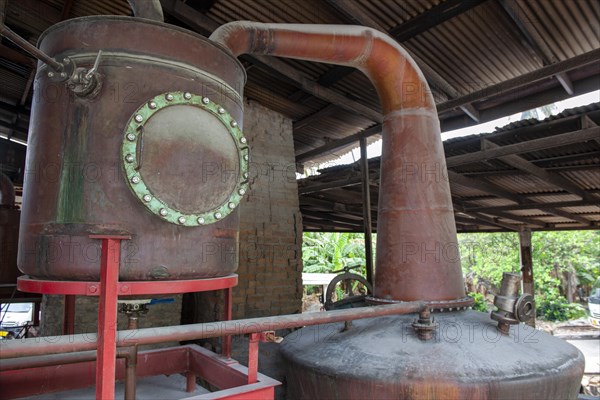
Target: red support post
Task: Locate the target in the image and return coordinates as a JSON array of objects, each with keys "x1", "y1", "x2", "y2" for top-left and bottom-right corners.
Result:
[
  {"x1": 63, "y1": 295, "x2": 76, "y2": 335},
  {"x1": 186, "y1": 371, "x2": 196, "y2": 392},
  {"x1": 222, "y1": 287, "x2": 233, "y2": 358},
  {"x1": 248, "y1": 333, "x2": 259, "y2": 384},
  {"x1": 90, "y1": 235, "x2": 129, "y2": 400}
]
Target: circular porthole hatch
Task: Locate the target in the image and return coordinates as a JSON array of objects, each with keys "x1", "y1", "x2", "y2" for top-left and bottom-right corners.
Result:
[{"x1": 122, "y1": 91, "x2": 249, "y2": 226}]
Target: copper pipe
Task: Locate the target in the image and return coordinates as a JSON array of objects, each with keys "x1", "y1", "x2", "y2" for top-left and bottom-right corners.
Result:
[
  {"x1": 1, "y1": 346, "x2": 138, "y2": 399},
  {"x1": 0, "y1": 173, "x2": 15, "y2": 207},
  {"x1": 120, "y1": 345, "x2": 138, "y2": 400},
  {"x1": 0, "y1": 350, "x2": 98, "y2": 371},
  {"x1": 0, "y1": 347, "x2": 132, "y2": 371},
  {"x1": 210, "y1": 23, "x2": 466, "y2": 303},
  {"x1": 0, "y1": 23, "x2": 63, "y2": 71},
  {"x1": 0, "y1": 301, "x2": 426, "y2": 359}
]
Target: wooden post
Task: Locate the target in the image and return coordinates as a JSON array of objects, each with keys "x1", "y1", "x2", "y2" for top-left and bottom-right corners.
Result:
[
  {"x1": 360, "y1": 138, "x2": 374, "y2": 286},
  {"x1": 519, "y1": 229, "x2": 535, "y2": 327}
]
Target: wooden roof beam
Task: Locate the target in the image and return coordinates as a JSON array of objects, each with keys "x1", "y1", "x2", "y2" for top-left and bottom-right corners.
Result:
[
  {"x1": 438, "y1": 48, "x2": 600, "y2": 113},
  {"x1": 389, "y1": 0, "x2": 489, "y2": 40},
  {"x1": 446, "y1": 126, "x2": 600, "y2": 167},
  {"x1": 295, "y1": 124, "x2": 381, "y2": 163},
  {"x1": 448, "y1": 170, "x2": 523, "y2": 204},
  {"x1": 481, "y1": 138, "x2": 595, "y2": 202},
  {"x1": 581, "y1": 115, "x2": 600, "y2": 146},
  {"x1": 498, "y1": 0, "x2": 576, "y2": 96},
  {"x1": 465, "y1": 199, "x2": 592, "y2": 213}
]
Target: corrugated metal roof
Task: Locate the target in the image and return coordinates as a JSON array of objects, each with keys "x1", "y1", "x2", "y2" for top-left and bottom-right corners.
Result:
[{"x1": 300, "y1": 102, "x2": 600, "y2": 232}]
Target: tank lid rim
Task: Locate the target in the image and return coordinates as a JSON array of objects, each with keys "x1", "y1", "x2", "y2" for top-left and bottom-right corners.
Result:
[{"x1": 37, "y1": 15, "x2": 247, "y2": 84}]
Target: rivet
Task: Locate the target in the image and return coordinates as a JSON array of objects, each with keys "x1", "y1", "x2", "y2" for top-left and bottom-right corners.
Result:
[
  {"x1": 60, "y1": 72, "x2": 68, "y2": 78},
  {"x1": 197, "y1": 217, "x2": 205, "y2": 224},
  {"x1": 127, "y1": 133, "x2": 136, "y2": 141},
  {"x1": 184, "y1": 92, "x2": 192, "y2": 100},
  {"x1": 143, "y1": 194, "x2": 152, "y2": 202},
  {"x1": 131, "y1": 176, "x2": 140, "y2": 184},
  {"x1": 240, "y1": 137, "x2": 247, "y2": 144},
  {"x1": 47, "y1": 71, "x2": 55, "y2": 78},
  {"x1": 166, "y1": 93, "x2": 174, "y2": 101},
  {"x1": 125, "y1": 154, "x2": 134, "y2": 163},
  {"x1": 89, "y1": 285, "x2": 98, "y2": 293},
  {"x1": 231, "y1": 120, "x2": 238, "y2": 127},
  {"x1": 238, "y1": 188, "x2": 246, "y2": 195},
  {"x1": 134, "y1": 114, "x2": 143, "y2": 123},
  {"x1": 178, "y1": 216, "x2": 186, "y2": 224},
  {"x1": 159, "y1": 208, "x2": 168, "y2": 216},
  {"x1": 202, "y1": 97, "x2": 210, "y2": 104},
  {"x1": 214, "y1": 212, "x2": 222, "y2": 219},
  {"x1": 121, "y1": 285, "x2": 129, "y2": 292},
  {"x1": 243, "y1": 172, "x2": 249, "y2": 179},
  {"x1": 218, "y1": 107, "x2": 225, "y2": 114},
  {"x1": 244, "y1": 154, "x2": 249, "y2": 161},
  {"x1": 228, "y1": 202, "x2": 236, "y2": 209},
  {"x1": 148, "y1": 101, "x2": 157, "y2": 109}
]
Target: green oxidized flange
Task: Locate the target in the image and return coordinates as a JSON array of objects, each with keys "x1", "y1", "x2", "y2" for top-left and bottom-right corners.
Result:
[{"x1": 121, "y1": 91, "x2": 250, "y2": 227}]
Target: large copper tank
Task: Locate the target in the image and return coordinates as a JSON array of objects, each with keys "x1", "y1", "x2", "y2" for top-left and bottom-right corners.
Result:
[
  {"x1": 209, "y1": 22, "x2": 585, "y2": 399},
  {"x1": 18, "y1": 17, "x2": 249, "y2": 281}
]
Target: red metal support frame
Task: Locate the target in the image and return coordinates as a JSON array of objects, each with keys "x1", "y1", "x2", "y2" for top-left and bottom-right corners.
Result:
[
  {"x1": 63, "y1": 295, "x2": 76, "y2": 335},
  {"x1": 186, "y1": 371, "x2": 197, "y2": 393},
  {"x1": 222, "y1": 286, "x2": 233, "y2": 358},
  {"x1": 90, "y1": 234, "x2": 130, "y2": 400},
  {"x1": 247, "y1": 333, "x2": 260, "y2": 384},
  {"x1": 17, "y1": 275, "x2": 238, "y2": 296}
]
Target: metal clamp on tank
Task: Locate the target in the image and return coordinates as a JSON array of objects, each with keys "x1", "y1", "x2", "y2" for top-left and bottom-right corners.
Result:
[
  {"x1": 0, "y1": 22, "x2": 102, "y2": 97},
  {"x1": 491, "y1": 272, "x2": 535, "y2": 334},
  {"x1": 412, "y1": 309, "x2": 438, "y2": 341}
]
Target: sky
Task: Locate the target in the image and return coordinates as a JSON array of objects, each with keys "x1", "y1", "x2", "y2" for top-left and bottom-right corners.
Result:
[{"x1": 325, "y1": 89, "x2": 600, "y2": 168}]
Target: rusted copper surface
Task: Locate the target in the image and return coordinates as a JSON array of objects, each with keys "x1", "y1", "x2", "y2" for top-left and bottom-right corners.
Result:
[
  {"x1": 210, "y1": 23, "x2": 465, "y2": 303},
  {"x1": 210, "y1": 22, "x2": 584, "y2": 399},
  {"x1": 281, "y1": 311, "x2": 585, "y2": 400},
  {"x1": 18, "y1": 16, "x2": 246, "y2": 281}
]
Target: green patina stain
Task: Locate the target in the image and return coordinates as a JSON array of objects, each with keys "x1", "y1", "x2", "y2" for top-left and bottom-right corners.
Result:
[{"x1": 56, "y1": 105, "x2": 88, "y2": 223}]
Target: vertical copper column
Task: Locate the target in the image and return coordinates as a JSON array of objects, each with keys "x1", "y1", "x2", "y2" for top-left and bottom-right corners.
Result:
[{"x1": 210, "y1": 23, "x2": 465, "y2": 302}]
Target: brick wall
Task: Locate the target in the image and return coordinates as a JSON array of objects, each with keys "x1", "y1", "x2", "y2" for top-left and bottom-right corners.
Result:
[{"x1": 234, "y1": 100, "x2": 303, "y2": 318}]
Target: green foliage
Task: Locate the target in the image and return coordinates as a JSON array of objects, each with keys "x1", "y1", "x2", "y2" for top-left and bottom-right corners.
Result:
[
  {"x1": 536, "y1": 296, "x2": 587, "y2": 321},
  {"x1": 303, "y1": 230, "x2": 599, "y2": 322},
  {"x1": 459, "y1": 230, "x2": 599, "y2": 301},
  {"x1": 469, "y1": 292, "x2": 489, "y2": 312},
  {"x1": 302, "y1": 232, "x2": 374, "y2": 274},
  {"x1": 460, "y1": 232, "x2": 520, "y2": 288}
]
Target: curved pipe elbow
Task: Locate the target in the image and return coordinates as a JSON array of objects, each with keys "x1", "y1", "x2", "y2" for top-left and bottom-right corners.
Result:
[
  {"x1": 209, "y1": 22, "x2": 435, "y2": 113},
  {"x1": 210, "y1": 21, "x2": 465, "y2": 303}
]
